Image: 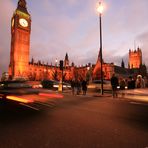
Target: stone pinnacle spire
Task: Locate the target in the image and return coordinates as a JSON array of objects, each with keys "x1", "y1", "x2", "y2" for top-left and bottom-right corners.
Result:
[{"x1": 17, "y1": 0, "x2": 29, "y2": 14}]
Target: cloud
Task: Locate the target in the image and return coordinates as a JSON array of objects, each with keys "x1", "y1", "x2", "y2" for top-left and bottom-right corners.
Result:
[
  {"x1": 29, "y1": 0, "x2": 97, "y2": 65},
  {"x1": 1, "y1": 0, "x2": 148, "y2": 78},
  {"x1": 137, "y1": 31, "x2": 148, "y2": 64},
  {"x1": 0, "y1": 0, "x2": 15, "y2": 76}
]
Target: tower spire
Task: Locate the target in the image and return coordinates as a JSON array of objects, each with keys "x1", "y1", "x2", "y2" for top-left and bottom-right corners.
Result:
[
  {"x1": 17, "y1": 0, "x2": 29, "y2": 14},
  {"x1": 98, "y1": 48, "x2": 104, "y2": 63},
  {"x1": 64, "y1": 53, "x2": 69, "y2": 67},
  {"x1": 18, "y1": 0, "x2": 26, "y2": 8},
  {"x1": 121, "y1": 59, "x2": 125, "y2": 68},
  {"x1": 65, "y1": 53, "x2": 69, "y2": 61}
]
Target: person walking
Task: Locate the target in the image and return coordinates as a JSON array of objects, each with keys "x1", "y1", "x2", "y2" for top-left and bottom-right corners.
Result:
[
  {"x1": 75, "y1": 80, "x2": 81, "y2": 95},
  {"x1": 71, "y1": 79, "x2": 75, "y2": 95},
  {"x1": 135, "y1": 75, "x2": 145, "y2": 88},
  {"x1": 119, "y1": 77, "x2": 126, "y2": 97},
  {"x1": 111, "y1": 73, "x2": 119, "y2": 98},
  {"x1": 119, "y1": 77, "x2": 126, "y2": 90},
  {"x1": 81, "y1": 79, "x2": 87, "y2": 95}
]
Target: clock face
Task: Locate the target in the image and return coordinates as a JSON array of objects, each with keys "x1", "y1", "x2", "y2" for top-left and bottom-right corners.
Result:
[{"x1": 19, "y1": 18, "x2": 28, "y2": 27}]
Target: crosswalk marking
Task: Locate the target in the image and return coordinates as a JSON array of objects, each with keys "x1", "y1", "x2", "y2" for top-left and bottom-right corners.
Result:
[
  {"x1": 19, "y1": 103, "x2": 40, "y2": 111},
  {"x1": 130, "y1": 101, "x2": 148, "y2": 106},
  {"x1": 36, "y1": 102, "x2": 56, "y2": 107},
  {"x1": 19, "y1": 100, "x2": 57, "y2": 110}
]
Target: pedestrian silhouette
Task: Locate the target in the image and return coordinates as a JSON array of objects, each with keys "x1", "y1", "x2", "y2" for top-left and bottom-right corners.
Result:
[
  {"x1": 111, "y1": 73, "x2": 119, "y2": 98},
  {"x1": 81, "y1": 79, "x2": 87, "y2": 95}
]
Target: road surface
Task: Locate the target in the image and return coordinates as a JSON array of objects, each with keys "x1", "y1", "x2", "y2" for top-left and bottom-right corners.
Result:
[{"x1": 0, "y1": 92, "x2": 148, "y2": 148}]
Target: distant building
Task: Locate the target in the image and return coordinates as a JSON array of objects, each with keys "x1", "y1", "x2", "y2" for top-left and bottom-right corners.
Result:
[
  {"x1": 9, "y1": 0, "x2": 31, "y2": 79},
  {"x1": 64, "y1": 53, "x2": 69, "y2": 68},
  {"x1": 92, "y1": 51, "x2": 114, "y2": 80},
  {"x1": 8, "y1": 1, "x2": 90, "y2": 81},
  {"x1": 93, "y1": 47, "x2": 147, "y2": 80},
  {"x1": 8, "y1": 0, "x2": 147, "y2": 81},
  {"x1": 129, "y1": 47, "x2": 142, "y2": 69}
]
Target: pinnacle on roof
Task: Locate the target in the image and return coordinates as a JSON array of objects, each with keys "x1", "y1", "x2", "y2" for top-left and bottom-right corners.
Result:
[
  {"x1": 17, "y1": 0, "x2": 29, "y2": 14},
  {"x1": 65, "y1": 53, "x2": 69, "y2": 61}
]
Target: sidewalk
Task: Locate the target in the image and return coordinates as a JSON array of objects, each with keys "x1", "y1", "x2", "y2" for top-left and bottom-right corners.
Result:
[
  {"x1": 118, "y1": 88, "x2": 148, "y2": 103},
  {"x1": 61, "y1": 88, "x2": 148, "y2": 104},
  {"x1": 61, "y1": 89, "x2": 112, "y2": 97}
]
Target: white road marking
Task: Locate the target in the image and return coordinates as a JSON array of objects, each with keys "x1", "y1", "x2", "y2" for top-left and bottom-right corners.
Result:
[
  {"x1": 130, "y1": 101, "x2": 148, "y2": 106},
  {"x1": 19, "y1": 103, "x2": 40, "y2": 111},
  {"x1": 36, "y1": 102, "x2": 55, "y2": 107}
]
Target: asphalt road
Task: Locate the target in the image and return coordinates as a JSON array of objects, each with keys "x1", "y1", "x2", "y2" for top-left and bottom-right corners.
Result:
[{"x1": 0, "y1": 93, "x2": 148, "y2": 148}]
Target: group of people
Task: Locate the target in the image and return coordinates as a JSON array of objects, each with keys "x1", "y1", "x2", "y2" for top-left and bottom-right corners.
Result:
[
  {"x1": 111, "y1": 73, "x2": 147, "y2": 98},
  {"x1": 69, "y1": 74, "x2": 147, "y2": 97},
  {"x1": 71, "y1": 79, "x2": 88, "y2": 95}
]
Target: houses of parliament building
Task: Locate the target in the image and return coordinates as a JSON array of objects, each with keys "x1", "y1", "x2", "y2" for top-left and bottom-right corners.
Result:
[{"x1": 8, "y1": 0, "x2": 147, "y2": 82}]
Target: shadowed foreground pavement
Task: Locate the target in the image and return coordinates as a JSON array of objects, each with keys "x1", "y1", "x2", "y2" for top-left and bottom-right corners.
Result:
[{"x1": 0, "y1": 92, "x2": 148, "y2": 148}]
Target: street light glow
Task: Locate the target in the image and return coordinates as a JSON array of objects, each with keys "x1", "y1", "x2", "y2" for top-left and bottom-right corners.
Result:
[
  {"x1": 97, "y1": 1, "x2": 104, "y2": 14},
  {"x1": 55, "y1": 58, "x2": 58, "y2": 67},
  {"x1": 87, "y1": 66, "x2": 90, "y2": 71}
]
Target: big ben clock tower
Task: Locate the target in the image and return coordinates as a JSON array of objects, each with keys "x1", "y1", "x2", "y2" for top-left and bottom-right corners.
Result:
[{"x1": 9, "y1": 0, "x2": 31, "y2": 79}]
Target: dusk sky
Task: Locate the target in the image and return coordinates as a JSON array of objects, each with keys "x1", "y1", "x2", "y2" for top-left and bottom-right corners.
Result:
[{"x1": 0, "y1": 0, "x2": 148, "y2": 77}]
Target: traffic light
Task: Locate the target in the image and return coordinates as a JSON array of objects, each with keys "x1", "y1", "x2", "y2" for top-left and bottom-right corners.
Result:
[{"x1": 59, "y1": 60, "x2": 63, "y2": 70}]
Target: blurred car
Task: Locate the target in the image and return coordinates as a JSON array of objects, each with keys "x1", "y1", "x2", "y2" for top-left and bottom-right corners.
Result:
[
  {"x1": 53, "y1": 82, "x2": 71, "y2": 89},
  {"x1": 32, "y1": 84, "x2": 43, "y2": 89},
  {"x1": 41, "y1": 80, "x2": 59, "y2": 90},
  {"x1": 41, "y1": 80, "x2": 71, "y2": 90},
  {"x1": 0, "y1": 80, "x2": 63, "y2": 105},
  {"x1": 26, "y1": 81, "x2": 43, "y2": 89},
  {"x1": 88, "y1": 80, "x2": 112, "y2": 91}
]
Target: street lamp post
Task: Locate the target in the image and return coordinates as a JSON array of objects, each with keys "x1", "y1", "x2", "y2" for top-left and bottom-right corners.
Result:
[
  {"x1": 97, "y1": 1, "x2": 104, "y2": 95},
  {"x1": 55, "y1": 59, "x2": 58, "y2": 67}
]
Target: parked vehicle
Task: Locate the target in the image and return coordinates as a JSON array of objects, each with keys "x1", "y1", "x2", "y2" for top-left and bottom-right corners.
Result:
[
  {"x1": 25, "y1": 81, "x2": 43, "y2": 88},
  {"x1": 53, "y1": 82, "x2": 71, "y2": 89}
]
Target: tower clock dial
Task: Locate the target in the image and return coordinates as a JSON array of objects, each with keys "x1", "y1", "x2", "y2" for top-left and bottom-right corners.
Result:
[{"x1": 19, "y1": 18, "x2": 28, "y2": 27}]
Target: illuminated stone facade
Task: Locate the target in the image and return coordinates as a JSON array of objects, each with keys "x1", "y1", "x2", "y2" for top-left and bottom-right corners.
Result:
[
  {"x1": 92, "y1": 51, "x2": 115, "y2": 80},
  {"x1": 9, "y1": 0, "x2": 31, "y2": 79},
  {"x1": 129, "y1": 48, "x2": 142, "y2": 69},
  {"x1": 9, "y1": 0, "x2": 146, "y2": 82},
  {"x1": 8, "y1": 0, "x2": 90, "y2": 81},
  {"x1": 92, "y1": 47, "x2": 146, "y2": 79}
]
